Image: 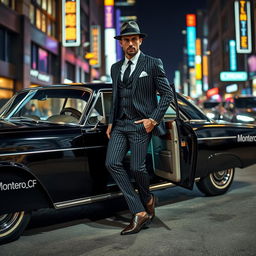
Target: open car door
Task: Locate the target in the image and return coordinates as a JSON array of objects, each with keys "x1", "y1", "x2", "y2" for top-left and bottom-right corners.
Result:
[{"x1": 151, "y1": 86, "x2": 198, "y2": 189}]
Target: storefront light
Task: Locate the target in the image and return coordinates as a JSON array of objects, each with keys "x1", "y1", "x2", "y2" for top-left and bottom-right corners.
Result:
[
  {"x1": 0, "y1": 77, "x2": 14, "y2": 89},
  {"x1": 0, "y1": 90, "x2": 13, "y2": 99}
]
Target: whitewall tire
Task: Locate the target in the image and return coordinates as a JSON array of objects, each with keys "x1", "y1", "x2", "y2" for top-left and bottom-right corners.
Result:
[
  {"x1": 0, "y1": 211, "x2": 31, "y2": 244},
  {"x1": 196, "y1": 168, "x2": 235, "y2": 196}
]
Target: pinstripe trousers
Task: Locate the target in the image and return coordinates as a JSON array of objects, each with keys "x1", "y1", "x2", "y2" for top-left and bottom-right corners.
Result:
[{"x1": 105, "y1": 120, "x2": 152, "y2": 214}]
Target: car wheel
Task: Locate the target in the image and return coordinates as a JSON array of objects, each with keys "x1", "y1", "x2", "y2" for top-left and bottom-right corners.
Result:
[
  {"x1": 0, "y1": 211, "x2": 31, "y2": 244},
  {"x1": 196, "y1": 168, "x2": 235, "y2": 196}
]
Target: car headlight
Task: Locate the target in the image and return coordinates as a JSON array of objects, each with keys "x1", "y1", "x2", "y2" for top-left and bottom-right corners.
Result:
[
  {"x1": 236, "y1": 115, "x2": 255, "y2": 122},
  {"x1": 206, "y1": 113, "x2": 215, "y2": 119}
]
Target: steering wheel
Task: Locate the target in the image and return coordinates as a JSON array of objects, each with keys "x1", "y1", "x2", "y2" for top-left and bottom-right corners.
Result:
[{"x1": 60, "y1": 107, "x2": 82, "y2": 120}]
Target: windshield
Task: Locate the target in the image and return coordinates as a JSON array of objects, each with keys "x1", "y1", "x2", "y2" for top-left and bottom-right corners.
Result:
[
  {"x1": 0, "y1": 88, "x2": 91, "y2": 124},
  {"x1": 177, "y1": 94, "x2": 210, "y2": 121},
  {"x1": 234, "y1": 97, "x2": 256, "y2": 109}
]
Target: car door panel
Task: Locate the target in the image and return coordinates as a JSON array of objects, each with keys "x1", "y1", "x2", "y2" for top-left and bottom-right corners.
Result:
[
  {"x1": 193, "y1": 123, "x2": 256, "y2": 178},
  {"x1": 152, "y1": 118, "x2": 197, "y2": 189}
]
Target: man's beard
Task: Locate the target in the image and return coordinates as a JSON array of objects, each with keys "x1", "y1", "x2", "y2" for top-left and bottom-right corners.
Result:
[{"x1": 126, "y1": 47, "x2": 138, "y2": 57}]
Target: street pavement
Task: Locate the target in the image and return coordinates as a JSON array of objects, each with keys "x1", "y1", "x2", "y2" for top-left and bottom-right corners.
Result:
[{"x1": 1, "y1": 164, "x2": 256, "y2": 256}]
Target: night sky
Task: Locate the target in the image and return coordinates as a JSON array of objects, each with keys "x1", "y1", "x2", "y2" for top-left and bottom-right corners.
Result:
[{"x1": 136, "y1": 0, "x2": 207, "y2": 81}]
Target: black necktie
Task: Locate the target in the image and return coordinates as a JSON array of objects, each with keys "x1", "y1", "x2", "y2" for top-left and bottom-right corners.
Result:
[{"x1": 122, "y1": 60, "x2": 132, "y2": 85}]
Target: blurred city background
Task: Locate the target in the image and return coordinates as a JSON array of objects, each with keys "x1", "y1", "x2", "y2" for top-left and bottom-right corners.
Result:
[{"x1": 0, "y1": 0, "x2": 256, "y2": 124}]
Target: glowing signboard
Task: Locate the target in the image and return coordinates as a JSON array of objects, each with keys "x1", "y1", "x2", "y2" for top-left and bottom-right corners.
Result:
[
  {"x1": 220, "y1": 71, "x2": 248, "y2": 81},
  {"x1": 105, "y1": 0, "x2": 114, "y2": 5},
  {"x1": 174, "y1": 70, "x2": 180, "y2": 92},
  {"x1": 229, "y1": 40, "x2": 237, "y2": 71},
  {"x1": 207, "y1": 87, "x2": 219, "y2": 98},
  {"x1": 90, "y1": 25, "x2": 101, "y2": 68},
  {"x1": 203, "y1": 55, "x2": 208, "y2": 76},
  {"x1": 195, "y1": 39, "x2": 202, "y2": 80},
  {"x1": 202, "y1": 38, "x2": 209, "y2": 92},
  {"x1": 104, "y1": 0, "x2": 116, "y2": 76},
  {"x1": 186, "y1": 14, "x2": 196, "y2": 27},
  {"x1": 226, "y1": 84, "x2": 238, "y2": 93},
  {"x1": 105, "y1": 6, "x2": 114, "y2": 28},
  {"x1": 105, "y1": 0, "x2": 114, "y2": 28},
  {"x1": 186, "y1": 14, "x2": 196, "y2": 67},
  {"x1": 234, "y1": 0, "x2": 252, "y2": 53},
  {"x1": 62, "y1": 0, "x2": 81, "y2": 47}
]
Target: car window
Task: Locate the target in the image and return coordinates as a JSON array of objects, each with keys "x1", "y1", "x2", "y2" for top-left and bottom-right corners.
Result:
[
  {"x1": 177, "y1": 95, "x2": 209, "y2": 120},
  {"x1": 164, "y1": 105, "x2": 177, "y2": 120},
  {"x1": 160, "y1": 94, "x2": 208, "y2": 121},
  {"x1": 87, "y1": 91, "x2": 112, "y2": 125},
  {"x1": 2, "y1": 88, "x2": 91, "y2": 124}
]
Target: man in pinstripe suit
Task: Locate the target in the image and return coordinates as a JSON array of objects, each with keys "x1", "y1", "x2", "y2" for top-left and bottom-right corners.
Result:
[{"x1": 105, "y1": 21, "x2": 173, "y2": 235}]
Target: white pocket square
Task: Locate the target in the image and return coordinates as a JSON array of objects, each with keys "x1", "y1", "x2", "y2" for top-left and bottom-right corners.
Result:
[{"x1": 139, "y1": 71, "x2": 148, "y2": 78}]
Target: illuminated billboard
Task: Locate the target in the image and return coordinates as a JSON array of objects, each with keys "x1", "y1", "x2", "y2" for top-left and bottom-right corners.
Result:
[
  {"x1": 62, "y1": 0, "x2": 81, "y2": 47},
  {"x1": 220, "y1": 71, "x2": 248, "y2": 81},
  {"x1": 234, "y1": 0, "x2": 252, "y2": 53},
  {"x1": 226, "y1": 84, "x2": 238, "y2": 93},
  {"x1": 105, "y1": 0, "x2": 114, "y2": 28},
  {"x1": 195, "y1": 39, "x2": 202, "y2": 80},
  {"x1": 104, "y1": 0, "x2": 116, "y2": 76},
  {"x1": 90, "y1": 25, "x2": 101, "y2": 68},
  {"x1": 207, "y1": 87, "x2": 219, "y2": 98},
  {"x1": 186, "y1": 14, "x2": 196, "y2": 67},
  {"x1": 229, "y1": 40, "x2": 237, "y2": 71}
]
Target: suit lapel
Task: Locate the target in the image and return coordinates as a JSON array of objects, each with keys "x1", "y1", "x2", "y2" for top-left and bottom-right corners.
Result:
[
  {"x1": 113, "y1": 59, "x2": 123, "y2": 86},
  {"x1": 131, "y1": 52, "x2": 146, "y2": 95},
  {"x1": 112, "y1": 59, "x2": 123, "y2": 101}
]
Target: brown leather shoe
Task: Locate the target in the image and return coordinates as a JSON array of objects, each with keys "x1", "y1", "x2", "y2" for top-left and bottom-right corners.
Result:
[
  {"x1": 146, "y1": 194, "x2": 157, "y2": 220},
  {"x1": 120, "y1": 214, "x2": 150, "y2": 235}
]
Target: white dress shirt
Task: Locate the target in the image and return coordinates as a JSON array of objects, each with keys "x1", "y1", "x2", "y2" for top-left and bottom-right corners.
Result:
[{"x1": 120, "y1": 50, "x2": 141, "y2": 81}]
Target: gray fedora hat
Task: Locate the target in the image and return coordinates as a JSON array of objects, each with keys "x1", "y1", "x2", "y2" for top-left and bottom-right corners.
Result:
[{"x1": 114, "y1": 21, "x2": 147, "y2": 40}]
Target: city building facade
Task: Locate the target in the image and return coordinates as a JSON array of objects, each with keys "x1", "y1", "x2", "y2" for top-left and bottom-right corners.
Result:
[
  {"x1": 0, "y1": 0, "x2": 105, "y2": 106},
  {"x1": 207, "y1": 0, "x2": 254, "y2": 100}
]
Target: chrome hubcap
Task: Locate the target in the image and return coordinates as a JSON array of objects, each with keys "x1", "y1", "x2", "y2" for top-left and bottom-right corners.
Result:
[
  {"x1": 210, "y1": 168, "x2": 234, "y2": 188},
  {"x1": 0, "y1": 212, "x2": 20, "y2": 235}
]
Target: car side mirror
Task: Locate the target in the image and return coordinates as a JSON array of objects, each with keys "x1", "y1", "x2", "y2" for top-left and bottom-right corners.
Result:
[
  {"x1": 98, "y1": 115, "x2": 106, "y2": 123},
  {"x1": 92, "y1": 115, "x2": 105, "y2": 130}
]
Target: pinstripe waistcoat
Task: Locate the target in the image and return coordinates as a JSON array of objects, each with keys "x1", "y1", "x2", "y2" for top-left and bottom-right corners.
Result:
[{"x1": 109, "y1": 52, "x2": 174, "y2": 136}]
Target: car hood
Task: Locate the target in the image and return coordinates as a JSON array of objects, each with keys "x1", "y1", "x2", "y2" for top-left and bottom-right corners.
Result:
[
  {"x1": 0, "y1": 119, "x2": 34, "y2": 130},
  {"x1": 0, "y1": 119, "x2": 71, "y2": 132}
]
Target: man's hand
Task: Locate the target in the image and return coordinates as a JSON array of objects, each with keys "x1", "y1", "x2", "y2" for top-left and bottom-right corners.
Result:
[
  {"x1": 106, "y1": 124, "x2": 112, "y2": 139},
  {"x1": 134, "y1": 119, "x2": 156, "y2": 133}
]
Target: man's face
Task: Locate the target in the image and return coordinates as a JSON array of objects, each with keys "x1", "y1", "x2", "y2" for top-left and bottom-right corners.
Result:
[{"x1": 119, "y1": 35, "x2": 142, "y2": 58}]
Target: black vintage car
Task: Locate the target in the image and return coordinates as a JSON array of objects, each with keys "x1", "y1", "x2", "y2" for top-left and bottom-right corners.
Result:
[{"x1": 0, "y1": 83, "x2": 255, "y2": 244}]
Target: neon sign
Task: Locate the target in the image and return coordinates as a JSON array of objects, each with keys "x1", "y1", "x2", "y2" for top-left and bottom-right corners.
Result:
[
  {"x1": 90, "y1": 25, "x2": 101, "y2": 67},
  {"x1": 229, "y1": 40, "x2": 237, "y2": 71},
  {"x1": 195, "y1": 39, "x2": 202, "y2": 80},
  {"x1": 186, "y1": 14, "x2": 196, "y2": 67},
  {"x1": 220, "y1": 71, "x2": 248, "y2": 81},
  {"x1": 234, "y1": 0, "x2": 252, "y2": 53},
  {"x1": 62, "y1": 0, "x2": 81, "y2": 47}
]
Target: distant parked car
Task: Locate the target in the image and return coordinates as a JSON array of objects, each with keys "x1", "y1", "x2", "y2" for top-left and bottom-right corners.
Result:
[
  {"x1": 201, "y1": 101, "x2": 223, "y2": 120},
  {"x1": 221, "y1": 96, "x2": 256, "y2": 124}
]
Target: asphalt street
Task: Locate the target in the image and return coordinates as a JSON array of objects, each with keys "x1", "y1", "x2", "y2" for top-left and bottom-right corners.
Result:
[{"x1": 1, "y1": 164, "x2": 256, "y2": 256}]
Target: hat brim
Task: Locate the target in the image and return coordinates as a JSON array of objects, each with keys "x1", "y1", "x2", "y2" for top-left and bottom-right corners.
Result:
[{"x1": 114, "y1": 32, "x2": 147, "y2": 40}]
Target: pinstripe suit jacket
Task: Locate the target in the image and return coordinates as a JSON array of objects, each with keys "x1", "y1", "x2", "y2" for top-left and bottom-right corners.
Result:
[{"x1": 109, "y1": 52, "x2": 173, "y2": 136}]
